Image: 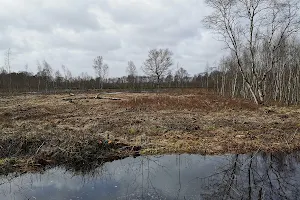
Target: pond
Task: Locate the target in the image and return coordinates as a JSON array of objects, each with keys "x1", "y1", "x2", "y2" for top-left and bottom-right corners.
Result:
[{"x1": 1, "y1": 152, "x2": 300, "y2": 200}]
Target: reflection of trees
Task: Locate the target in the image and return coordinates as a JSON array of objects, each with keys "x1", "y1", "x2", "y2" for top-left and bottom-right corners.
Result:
[
  {"x1": 109, "y1": 155, "x2": 176, "y2": 200},
  {"x1": 1, "y1": 153, "x2": 300, "y2": 200},
  {"x1": 200, "y1": 152, "x2": 300, "y2": 200}
]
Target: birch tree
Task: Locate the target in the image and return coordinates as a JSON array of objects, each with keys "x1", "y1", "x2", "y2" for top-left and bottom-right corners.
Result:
[
  {"x1": 203, "y1": 0, "x2": 300, "y2": 104},
  {"x1": 42, "y1": 60, "x2": 53, "y2": 92},
  {"x1": 93, "y1": 56, "x2": 109, "y2": 89},
  {"x1": 127, "y1": 60, "x2": 137, "y2": 88},
  {"x1": 4, "y1": 49, "x2": 12, "y2": 93}
]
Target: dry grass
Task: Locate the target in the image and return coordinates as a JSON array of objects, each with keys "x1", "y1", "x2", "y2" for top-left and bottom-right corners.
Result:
[
  {"x1": 0, "y1": 89, "x2": 300, "y2": 174},
  {"x1": 118, "y1": 90, "x2": 257, "y2": 112}
]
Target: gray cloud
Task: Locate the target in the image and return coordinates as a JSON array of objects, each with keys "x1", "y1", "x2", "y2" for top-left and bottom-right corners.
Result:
[{"x1": 0, "y1": 0, "x2": 226, "y2": 77}]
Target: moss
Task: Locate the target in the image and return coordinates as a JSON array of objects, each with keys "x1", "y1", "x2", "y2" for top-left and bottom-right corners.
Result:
[
  {"x1": 0, "y1": 158, "x2": 17, "y2": 165},
  {"x1": 128, "y1": 127, "x2": 137, "y2": 135},
  {"x1": 0, "y1": 158, "x2": 6, "y2": 165}
]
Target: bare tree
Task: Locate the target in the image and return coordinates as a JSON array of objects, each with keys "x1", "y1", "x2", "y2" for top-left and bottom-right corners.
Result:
[
  {"x1": 93, "y1": 56, "x2": 109, "y2": 89},
  {"x1": 203, "y1": 0, "x2": 300, "y2": 104},
  {"x1": 127, "y1": 61, "x2": 137, "y2": 77},
  {"x1": 142, "y1": 48, "x2": 173, "y2": 89},
  {"x1": 127, "y1": 60, "x2": 137, "y2": 89},
  {"x1": 62, "y1": 65, "x2": 73, "y2": 89},
  {"x1": 42, "y1": 60, "x2": 53, "y2": 92},
  {"x1": 23, "y1": 64, "x2": 29, "y2": 92},
  {"x1": 165, "y1": 70, "x2": 173, "y2": 87},
  {"x1": 36, "y1": 61, "x2": 42, "y2": 92},
  {"x1": 55, "y1": 70, "x2": 63, "y2": 90},
  {"x1": 175, "y1": 65, "x2": 189, "y2": 87},
  {"x1": 4, "y1": 48, "x2": 12, "y2": 93}
]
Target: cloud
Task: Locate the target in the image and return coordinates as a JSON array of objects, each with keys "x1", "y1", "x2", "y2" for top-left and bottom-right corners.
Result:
[
  {"x1": 0, "y1": 155, "x2": 231, "y2": 200},
  {"x1": 0, "y1": 0, "x2": 226, "y2": 77}
]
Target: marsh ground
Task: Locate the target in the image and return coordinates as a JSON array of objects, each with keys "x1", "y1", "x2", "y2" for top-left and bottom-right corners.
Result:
[{"x1": 1, "y1": 89, "x2": 300, "y2": 173}]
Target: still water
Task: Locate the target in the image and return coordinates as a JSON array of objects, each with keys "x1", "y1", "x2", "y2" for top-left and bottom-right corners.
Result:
[{"x1": 1, "y1": 152, "x2": 300, "y2": 200}]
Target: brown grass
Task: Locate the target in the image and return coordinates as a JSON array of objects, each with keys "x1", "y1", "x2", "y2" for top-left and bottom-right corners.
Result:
[
  {"x1": 0, "y1": 128, "x2": 134, "y2": 174},
  {"x1": 0, "y1": 88, "x2": 299, "y2": 174},
  {"x1": 118, "y1": 90, "x2": 257, "y2": 111}
]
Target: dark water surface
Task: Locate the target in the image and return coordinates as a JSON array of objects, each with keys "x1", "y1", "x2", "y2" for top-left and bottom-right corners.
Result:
[{"x1": 1, "y1": 152, "x2": 300, "y2": 200}]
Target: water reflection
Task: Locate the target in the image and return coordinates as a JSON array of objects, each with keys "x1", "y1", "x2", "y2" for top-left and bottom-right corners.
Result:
[{"x1": 1, "y1": 152, "x2": 300, "y2": 200}]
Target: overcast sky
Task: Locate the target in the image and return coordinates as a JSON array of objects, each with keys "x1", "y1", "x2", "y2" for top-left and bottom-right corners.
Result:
[{"x1": 0, "y1": 0, "x2": 226, "y2": 77}]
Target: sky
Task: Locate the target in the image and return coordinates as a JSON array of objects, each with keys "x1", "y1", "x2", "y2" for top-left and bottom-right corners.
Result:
[{"x1": 0, "y1": 0, "x2": 226, "y2": 78}]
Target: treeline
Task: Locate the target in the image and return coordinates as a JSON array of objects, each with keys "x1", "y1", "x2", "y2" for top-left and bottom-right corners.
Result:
[
  {"x1": 208, "y1": 38, "x2": 300, "y2": 105},
  {"x1": 0, "y1": 62, "x2": 212, "y2": 93}
]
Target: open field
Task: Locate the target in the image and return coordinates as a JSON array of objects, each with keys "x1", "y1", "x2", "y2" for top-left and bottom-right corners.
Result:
[{"x1": 1, "y1": 89, "x2": 300, "y2": 174}]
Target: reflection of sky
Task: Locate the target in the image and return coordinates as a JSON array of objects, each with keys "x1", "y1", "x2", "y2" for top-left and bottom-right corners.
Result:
[{"x1": 0, "y1": 153, "x2": 299, "y2": 200}]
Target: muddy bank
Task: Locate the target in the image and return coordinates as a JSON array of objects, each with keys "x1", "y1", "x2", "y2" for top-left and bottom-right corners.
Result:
[
  {"x1": 0, "y1": 130, "x2": 141, "y2": 175},
  {"x1": 0, "y1": 89, "x2": 300, "y2": 174}
]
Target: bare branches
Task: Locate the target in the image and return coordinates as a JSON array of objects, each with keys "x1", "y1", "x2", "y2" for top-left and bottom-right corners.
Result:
[
  {"x1": 4, "y1": 48, "x2": 12, "y2": 93},
  {"x1": 142, "y1": 48, "x2": 173, "y2": 88},
  {"x1": 204, "y1": 0, "x2": 300, "y2": 104},
  {"x1": 93, "y1": 56, "x2": 109, "y2": 89},
  {"x1": 126, "y1": 61, "x2": 137, "y2": 89},
  {"x1": 175, "y1": 65, "x2": 189, "y2": 87},
  {"x1": 127, "y1": 61, "x2": 137, "y2": 77}
]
